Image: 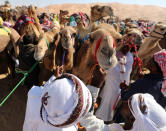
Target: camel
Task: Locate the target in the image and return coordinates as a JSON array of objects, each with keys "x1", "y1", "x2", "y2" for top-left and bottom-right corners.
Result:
[
  {"x1": 91, "y1": 23, "x2": 122, "y2": 44},
  {"x1": 34, "y1": 28, "x2": 60, "y2": 62},
  {"x1": 0, "y1": 26, "x2": 20, "y2": 77},
  {"x1": 72, "y1": 28, "x2": 117, "y2": 84},
  {"x1": 117, "y1": 27, "x2": 144, "y2": 50},
  {"x1": 69, "y1": 12, "x2": 91, "y2": 53},
  {"x1": 42, "y1": 26, "x2": 76, "y2": 72},
  {"x1": 130, "y1": 23, "x2": 166, "y2": 80},
  {"x1": 90, "y1": 5, "x2": 114, "y2": 23},
  {"x1": 36, "y1": 26, "x2": 76, "y2": 85},
  {"x1": 14, "y1": 5, "x2": 42, "y2": 45},
  {"x1": 138, "y1": 23, "x2": 166, "y2": 60},
  {"x1": 59, "y1": 10, "x2": 69, "y2": 26}
]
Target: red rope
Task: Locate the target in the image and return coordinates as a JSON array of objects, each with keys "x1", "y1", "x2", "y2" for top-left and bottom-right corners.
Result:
[
  {"x1": 94, "y1": 35, "x2": 115, "y2": 63},
  {"x1": 122, "y1": 37, "x2": 143, "y2": 73}
]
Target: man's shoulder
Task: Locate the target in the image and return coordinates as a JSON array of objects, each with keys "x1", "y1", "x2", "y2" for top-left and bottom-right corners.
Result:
[{"x1": 28, "y1": 86, "x2": 43, "y2": 98}]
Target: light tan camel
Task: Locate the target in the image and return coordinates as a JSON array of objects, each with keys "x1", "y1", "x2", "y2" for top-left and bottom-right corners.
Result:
[
  {"x1": 91, "y1": 23, "x2": 122, "y2": 45},
  {"x1": 0, "y1": 27, "x2": 20, "y2": 77},
  {"x1": 34, "y1": 28, "x2": 60, "y2": 61},
  {"x1": 72, "y1": 28, "x2": 117, "y2": 84},
  {"x1": 117, "y1": 27, "x2": 144, "y2": 50},
  {"x1": 138, "y1": 23, "x2": 166, "y2": 60},
  {"x1": 131, "y1": 23, "x2": 166, "y2": 80}
]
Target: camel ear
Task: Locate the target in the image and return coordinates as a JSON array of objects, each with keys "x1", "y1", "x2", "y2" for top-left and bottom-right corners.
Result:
[{"x1": 54, "y1": 33, "x2": 60, "y2": 46}]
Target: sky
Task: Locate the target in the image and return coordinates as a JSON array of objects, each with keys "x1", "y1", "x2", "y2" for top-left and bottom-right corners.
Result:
[{"x1": 0, "y1": 0, "x2": 166, "y2": 8}]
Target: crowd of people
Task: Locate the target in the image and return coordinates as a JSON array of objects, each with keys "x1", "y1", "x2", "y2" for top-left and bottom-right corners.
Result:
[{"x1": 0, "y1": 2, "x2": 166, "y2": 131}]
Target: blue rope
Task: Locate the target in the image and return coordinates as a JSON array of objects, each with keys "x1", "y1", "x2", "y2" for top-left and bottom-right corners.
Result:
[{"x1": 61, "y1": 51, "x2": 66, "y2": 65}]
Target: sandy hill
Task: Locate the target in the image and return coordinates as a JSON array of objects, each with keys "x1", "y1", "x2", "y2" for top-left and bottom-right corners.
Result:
[{"x1": 39, "y1": 2, "x2": 166, "y2": 22}]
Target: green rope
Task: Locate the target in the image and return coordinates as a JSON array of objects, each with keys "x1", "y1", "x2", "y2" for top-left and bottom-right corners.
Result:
[
  {"x1": 0, "y1": 61, "x2": 39, "y2": 107},
  {"x1": 44, "y1": 37, "x2": 50, "y2": 48}
]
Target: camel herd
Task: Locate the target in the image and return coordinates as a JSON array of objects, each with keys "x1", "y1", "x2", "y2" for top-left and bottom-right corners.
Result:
[{"x1": 0, "y1": 3, "x2": 166, "y2": 90}]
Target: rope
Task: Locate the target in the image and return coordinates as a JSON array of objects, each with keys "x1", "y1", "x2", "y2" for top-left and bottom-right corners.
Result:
[
  {"x1": 88, "y1": 64, "x2": 98, "y2": 85},
  {"x1": 44, "y1": 37, "x2": 50, "y2": 48},
  {"x1": 0, "y1": 61, "x2": 39, "y2": 107},
  {"x1": 61, "y1": 50, "x2": 66, "y2": 66}
]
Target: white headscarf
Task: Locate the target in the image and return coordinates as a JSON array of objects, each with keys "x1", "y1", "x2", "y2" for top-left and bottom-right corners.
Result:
[
  {"x1": 129, "y1": 94, "x2": 166, "y2": 131},
  {"x1": 41, "y1": 73, "x2": 92, "y2": 128}
]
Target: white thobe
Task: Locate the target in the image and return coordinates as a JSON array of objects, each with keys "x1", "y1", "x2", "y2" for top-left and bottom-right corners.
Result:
[
  {"x1": 23, "y1": 75, "x2": 77, "y2": 131},
  {"x1": 81, "y1": 86, "x2": 166, "y2": 131},
  {"x1": 95, "y1": 52, "x2": 133, "y2": 121}
]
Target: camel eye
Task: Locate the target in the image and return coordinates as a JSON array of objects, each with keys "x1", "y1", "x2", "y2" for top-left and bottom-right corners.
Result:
[
  {"x1": 97, "y1": 8, "x2": 101, "y2": 12},
  {"x1": 160, "y1": 28, "x2": 165, "y2": 31}
]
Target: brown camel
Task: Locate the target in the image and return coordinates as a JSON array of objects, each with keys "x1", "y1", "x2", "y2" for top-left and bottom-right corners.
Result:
[
  {"x1": 59, "y1": 10, "x2": 70, "y2": 26},
  {"x1": 37, "y1": 26, "x2": 76, "y2": 85},
  {"x1": 43, "y1": 26, "x2": 76, "y2": 72},
  {"x1": 91, "y1": 5, "x2": 114, "y2": 23}
]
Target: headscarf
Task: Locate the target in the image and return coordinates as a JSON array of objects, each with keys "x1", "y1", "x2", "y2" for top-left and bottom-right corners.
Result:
[
  {"x1": 129, "y1": 93, "x2": 166, "y2": 131},
  {"x1": 154, "y1": 49, "x2": 166, "y2": 96},
  {"x1": 40, "y1": 73, "x2": 92, "y2": 128}
]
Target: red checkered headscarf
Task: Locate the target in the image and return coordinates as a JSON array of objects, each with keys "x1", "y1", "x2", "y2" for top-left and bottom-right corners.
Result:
[{"x1": 154, "y1": 49, "x2": 166, "y2": 93}]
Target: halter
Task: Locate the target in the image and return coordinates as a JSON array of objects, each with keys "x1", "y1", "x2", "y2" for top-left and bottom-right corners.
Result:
[
  {"x1": 94, "y1": 34, "x2": 115, "y2": 63},
  {"x1": 76, "y1": 33, "x2": 90, "y2": 45},
  {"x1": 44, "y1": 37, "x2": 50, "y2": 48},
  {"x1": 122, "y1": 36, "x2": 143, "y2": 73},
  {"x1": 149, "y1": 30, "x2": 166, "y2": 39}
]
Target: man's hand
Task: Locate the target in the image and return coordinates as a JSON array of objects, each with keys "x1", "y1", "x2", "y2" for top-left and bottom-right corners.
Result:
[
  {"x1": 55, "y1": 65, "x2": 64, "y2": 77},
  {"x1": 90, "y1": 65, "x2": 106, "y2": 88},
  {"x1": 120, "y1": 80, "x2": 129, "y2": 90}
]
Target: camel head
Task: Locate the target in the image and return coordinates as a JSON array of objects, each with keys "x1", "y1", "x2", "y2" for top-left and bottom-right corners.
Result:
[
  {"x1": 90, "y1": 29, "x2": 117, "y2": 70},
  {"x1": 34, "y1": 31, "x2": 60, "y2": 61},
  {"x1": 60, "y1": 26, "x2": 76, "y2": 49},
  {"x1": 123, "y1": 28, "x2": 144, "y2": 48},
  {"x1": 91, "y1": 5, "x2": 114, "y2": 22},
  {"x1": 138, "y1": 23, "x2": 166, "y2": 59},
  {"x1": 76, "y1": 13, "x2": 90, "y2": 30},
  {"x1": 150, "y1": 23, "x2": 166, "y2": 39},
  {"x1": 34, "y1": 34, "x2": 48, "y2": 61}
]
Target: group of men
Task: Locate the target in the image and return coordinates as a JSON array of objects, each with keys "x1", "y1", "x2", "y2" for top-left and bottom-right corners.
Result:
[{"x1": 23, "y1": 33, "x2": 166, "y2": 130}]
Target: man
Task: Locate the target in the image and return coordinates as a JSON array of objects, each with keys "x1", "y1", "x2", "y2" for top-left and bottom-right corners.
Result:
[
  {"x1": 80, "y1": 93, "x2": 166, "y2": 131},
  {"x1": 23, "y1": 66, "x2": 92, "y2": 131},
  {"x1": 121, "y1": 49, "x2": 166, "y2": 108}
]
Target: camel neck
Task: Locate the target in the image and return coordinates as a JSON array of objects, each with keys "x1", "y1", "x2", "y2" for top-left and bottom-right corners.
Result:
[{"x1": 77, "y1": 28, "x2": 89, "y2": 39}]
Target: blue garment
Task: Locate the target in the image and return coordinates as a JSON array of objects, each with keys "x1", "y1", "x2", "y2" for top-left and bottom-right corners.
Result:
[{"x1": 121, "y1": 74, "x2": 166, "y2": 107}]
